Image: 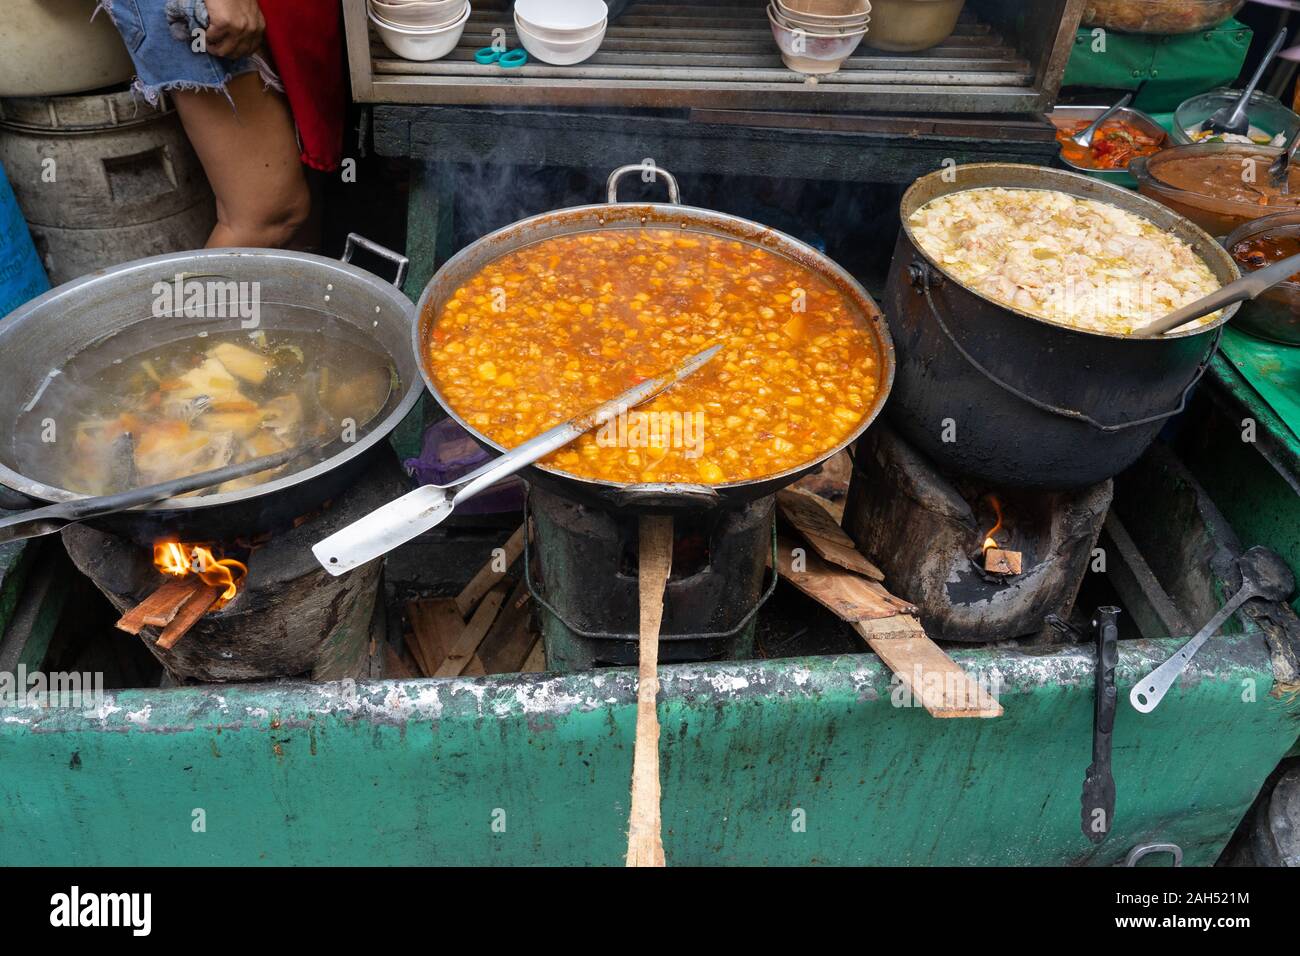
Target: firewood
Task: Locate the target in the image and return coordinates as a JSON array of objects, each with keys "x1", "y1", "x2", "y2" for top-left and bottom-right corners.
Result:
[
  {"x1": 116, "y1": 578, "x2": 204, "y2": 635},
  {"x1": 520, "y1": 637, "x2": 545, "y2": 673},
  {"x1": 156, "y1": 584, "x2": 222, "y2": 650},
  {"x1": 854, "y1": 616, "x2": 1003, "y2": 719},
  {"x1": 627, "y1": 514, "x2": 672, "y2": 868},
  {"x1": 475, "y1": 578, "x2": 536, "y2": 675},
  {"x1": 775, "y1": 533, "x2": 913, "y2": 620},
  {"x1": 406, "y1": 596, "x2": 464, "y2": 675},
  {"x1": 777, "y1": 488, "x2": 884, "y2": 581},
  {"x1": 455, "y1": 525, "x2": 525, "y2": 617},
  {"x1": 435, "y1": 582, "x2": 510, "y2": 677},
  {"x1": 984, "y1": 548, "x2": 1022, "y2": 576}
]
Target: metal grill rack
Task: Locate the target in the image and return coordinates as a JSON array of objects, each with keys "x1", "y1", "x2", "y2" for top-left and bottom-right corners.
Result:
[{"x1": 346, "y1": 0, "x2": 1083, "y2": 113}]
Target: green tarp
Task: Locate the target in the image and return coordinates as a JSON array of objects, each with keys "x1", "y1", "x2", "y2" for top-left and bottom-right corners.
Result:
[{"x1": 1062, "y1": 19, "x2": 1252, "y2": 113}]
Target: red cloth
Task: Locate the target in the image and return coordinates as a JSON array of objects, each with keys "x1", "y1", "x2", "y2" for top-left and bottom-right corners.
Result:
[{"x1": 258, "y1": 0, "x2": 346, "y2": 171}]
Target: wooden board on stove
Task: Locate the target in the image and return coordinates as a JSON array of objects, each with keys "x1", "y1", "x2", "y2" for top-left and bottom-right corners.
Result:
[
  {"x1": 777, "y1": 488, "x2": 884, "y2": 581},
  {"x1": 854, "y1": 616, "x2": 1003, "y2": 719},
  {"x1": 775, "y1": 532, "x2": 911, "y2": 621}
]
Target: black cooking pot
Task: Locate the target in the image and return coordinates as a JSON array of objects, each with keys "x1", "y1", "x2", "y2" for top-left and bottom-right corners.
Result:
[{"x1": 884, "y1": 163, "x2": 1239, "y2": 490}]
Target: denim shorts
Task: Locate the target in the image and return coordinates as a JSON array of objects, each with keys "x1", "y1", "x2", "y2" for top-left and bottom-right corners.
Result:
[{"x1": 97, "y1": 0, "x2": 273, "y2": 105}]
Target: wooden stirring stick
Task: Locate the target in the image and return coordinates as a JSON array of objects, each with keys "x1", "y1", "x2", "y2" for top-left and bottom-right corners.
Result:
[{"x1": 626, "y1": 514, "x2": 673, "y2": 867}]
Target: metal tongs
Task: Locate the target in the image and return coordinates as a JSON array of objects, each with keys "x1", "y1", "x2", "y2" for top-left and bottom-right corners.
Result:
[
  {"x1": 313, "y1": 344, "x2": 722, "y2": 576},
  {"x1": 1269, "y1": 124, "x2": 1300, "y2": 193},
  {"x1": 0, "y1": 441, "x2": 317, "y2": 545}
]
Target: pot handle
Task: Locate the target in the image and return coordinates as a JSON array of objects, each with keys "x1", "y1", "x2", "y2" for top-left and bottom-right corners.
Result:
[
  {"x1": 610, "y1": 482, "x2": 720, "y2": 510},
  {"x1": 607, "y1": 164, "x2": 682, "y2": 205},
  {"x1": 342, "y1": 233, "x2": 409, "y2": 289},
  {"x1": 909, "y1": 260, "x2": 1222, "y2": 434}
]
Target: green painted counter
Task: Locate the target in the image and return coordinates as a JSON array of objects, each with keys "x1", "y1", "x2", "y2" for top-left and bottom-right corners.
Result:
[{"x1": 0, "y1": 630, "x2": 1293, "y2": 866}]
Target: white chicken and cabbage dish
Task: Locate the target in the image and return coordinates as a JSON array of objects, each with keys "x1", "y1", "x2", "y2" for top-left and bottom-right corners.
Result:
[{"x1": 908, "y1": 187, "x2": 1222, "y2": 335}]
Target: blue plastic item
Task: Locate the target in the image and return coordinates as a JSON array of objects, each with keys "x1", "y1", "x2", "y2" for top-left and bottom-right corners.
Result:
[{"x1": 0, "y1": 162, "x2": 49, "y2": 320}]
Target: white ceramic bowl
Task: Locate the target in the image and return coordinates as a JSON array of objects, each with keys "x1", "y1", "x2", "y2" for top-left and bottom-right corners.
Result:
[
  {"x1": 368, "y1": 3, "x2": 471, "y2": 61},
  {"x1": 776, "y1": 0, "x2": 871, "y2": 21},
  {"x1": 772, "y1": 7, "x2": 869, "y2": 35},
  {"x1": 515, "y1": 0, "x2": 607, "y2": 35},
  {"x1": 768, "y1": 4, "x2": 865, "y2": 74},
  {"x1": 369, "y1": 0, "x2": 467, "y2": 28},
  {"x1": 515, "y1": 16, "x2": 605, "y2": 64}
]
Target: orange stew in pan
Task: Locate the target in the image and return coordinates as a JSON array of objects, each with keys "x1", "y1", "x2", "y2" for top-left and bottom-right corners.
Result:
[
  {"x1": 426, "y1": 228, "x2": 881, "y2": 485},
  {"x1": 1057, "y1": 119, "x2": 1165, "y2": 170}
]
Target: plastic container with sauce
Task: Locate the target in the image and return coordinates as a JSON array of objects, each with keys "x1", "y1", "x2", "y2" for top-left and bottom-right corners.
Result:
[
  {"x1": 1223, "y1": 210, "x2": 1300, "y2": 345},
  {"x1": 1081, "y1": 0, "x2": 1245, "y2": 35},
  {"x1": 1130, "y1": 143, "x2": 1300, "y2": 238},
  {"x1": 1172, "y1": 89, "x2": 1300, "y2": 147}
]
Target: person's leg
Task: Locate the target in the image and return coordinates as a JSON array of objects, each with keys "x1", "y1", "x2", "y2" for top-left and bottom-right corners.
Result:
[{"x1": 171, "y1": 72, "x2": 311, "y2": 248}]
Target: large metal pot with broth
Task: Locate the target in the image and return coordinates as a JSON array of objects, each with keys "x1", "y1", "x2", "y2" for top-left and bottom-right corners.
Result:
[
  {"x1": 885, "y1": 163, "x2": 1239, "y2": 490},
  {"x1": 0, "y1": 236, "x2": 422, "y2": 543},
  {"x1": 412, "y1": 165, "x2": 896, "y2": 510}
]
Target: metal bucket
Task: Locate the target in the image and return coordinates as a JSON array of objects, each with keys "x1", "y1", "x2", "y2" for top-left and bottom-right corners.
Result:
[
  {"x1": 885, "y1": 163, "x2": 1239, "y2": 490},
  {"x1": 0, "y1": 236, "x2": 422, "y2": 543}
]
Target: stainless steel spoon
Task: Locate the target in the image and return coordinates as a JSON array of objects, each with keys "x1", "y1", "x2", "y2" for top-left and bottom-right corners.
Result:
[
  {"x1": 1134, "y1": 250, "x2": 1300, "y2": 336},
  {"x1": 1203, "y1": 27, "x2": 1288, "y2": 138},
  {"x1": 1130, "y1": 547, "x2": 1293, "y2": 713},
  {"x1": 1071, "y1": 93, "x2": 1133, "y2": 149},
  {"x1": 313, "y1": 343, "x2": 722, "y2": 575}
]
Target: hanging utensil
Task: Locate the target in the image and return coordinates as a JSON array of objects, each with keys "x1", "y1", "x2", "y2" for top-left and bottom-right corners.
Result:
[
  {"x1": 1070, "y1": 93, "x2": 1133, "y2": 149},
  {"x1": 1134, "y1": 251, "x2": 1300, "y2": 337},
  {"x1": 0, "y1": 441, "x2": 319, "y2": 545},
  {"x1": 313, "y1": 343, "x2": 722, "y2": 575},
  {"x1": 1081, "y1": 606, "x2": 1120, "y2": 845},
  {"x1": 1130, "y1": 547, "x2": 1293, "y2": 713},
  {"x1": 1203, "y1": 27, "x2": 1288, "y2": 138},
  {"x1": 1269, "y1": 124, "x2": 1300, "y2": 193}
]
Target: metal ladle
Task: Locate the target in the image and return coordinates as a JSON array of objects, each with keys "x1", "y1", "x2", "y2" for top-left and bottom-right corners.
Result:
[
  {"x1": 1134, "y1": 250, "x2": 1300, "y2": 336},
  {"x1": 1130, "y1": 547, "x2": 1293, "y2": 713},
  {"x1": 312, "y1": 343, "x2": 721, "y2": 575},
  {"x1": 1071, "y1": 93, "x2": 1133, "y2": 149},
  {"x1": 1203, "y1": 27, "x2": 1288, "y2": 138}
]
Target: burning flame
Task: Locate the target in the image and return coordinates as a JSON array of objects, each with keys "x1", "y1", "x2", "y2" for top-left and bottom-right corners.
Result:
[
  {"x1": 981, "y1": 496, "x2": 1004, "y2": 553},
  {"x1": 154, "y1": 542, "x2": 247, "y2": 609}
]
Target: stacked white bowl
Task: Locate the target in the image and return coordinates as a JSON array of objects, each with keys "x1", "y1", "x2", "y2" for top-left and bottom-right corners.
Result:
[
  {"x1": 368, "y1": 0, "x2": 472, "y2": 61},
  {"x1": 514, "y1": 0, "x2": 608, "y2": 66},
  {"x1": 769, "y1": 0, "x2": 870, "y2": 75}
]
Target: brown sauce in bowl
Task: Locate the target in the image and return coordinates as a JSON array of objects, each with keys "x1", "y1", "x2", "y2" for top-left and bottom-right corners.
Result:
[
  {"x1": 1154, "y1": 152, "x2": 1300, "y2": 207},
  {"x1": 1231, "y1": 232, "x2": 1300, "y2": 279}
]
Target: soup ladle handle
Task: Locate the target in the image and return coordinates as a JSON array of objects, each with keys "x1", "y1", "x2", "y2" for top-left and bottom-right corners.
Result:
[{"x1": 1137, "y1": 250, "x2": 1300, "y2": 336}]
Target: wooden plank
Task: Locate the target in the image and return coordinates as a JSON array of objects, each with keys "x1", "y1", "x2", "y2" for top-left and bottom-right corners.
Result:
[
  {"x1": 156, "y1": 584, "x2": 221, "y2": 650},
  {"x1": 116, "y1": 578, "x2": 204, "y2": 635},
  {"x1": 775, "y1": 533, "x2": 912, "y2": 621},
  {"x1": 854, "y1": 616, "x2": 1003, "y2": 719},
  {"x1": 435, "y1": 583, "x2": 510, "y2": 677},
  {"x1": 777, "y1": 488, "x2": 884, "y2": 581},
  {"x1": 455, "y1": 525, "x2": 524, "y2": 618},
  {"x1": 520, "y1": 637, "x2": 545, "y2": 673},
  {"x1": 475, "y1": 578, "x2": 536, "y2": 675},
  {"x1": 627, "y1": 515, "x2": 671, "y2": 868},
  {"x1": 407, "y1": 596, "x2": 463, "y2": 674},
  {"x1": 382, "y1": 643, "x2": 420, "y2": 680}
]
